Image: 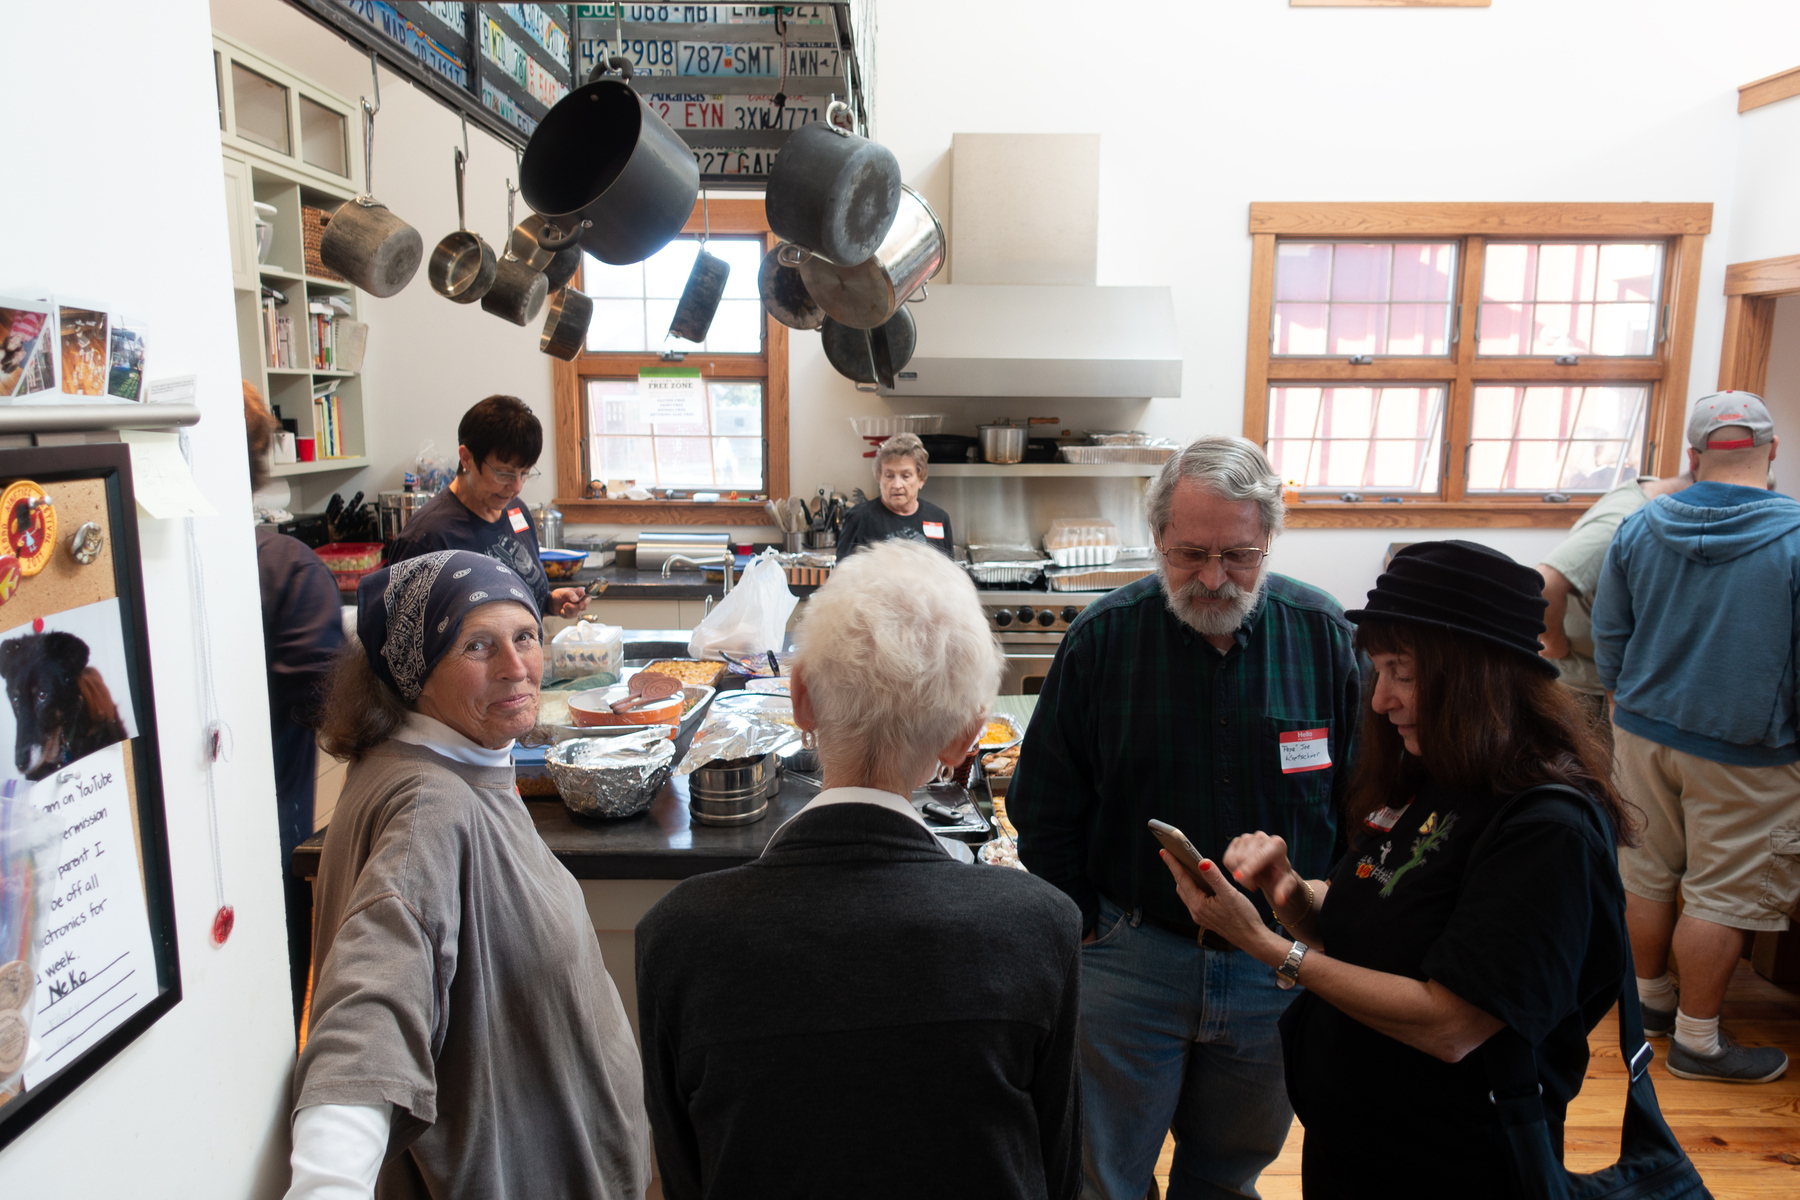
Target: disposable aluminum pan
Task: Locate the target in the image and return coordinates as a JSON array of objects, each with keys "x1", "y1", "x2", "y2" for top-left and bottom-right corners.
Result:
[
  {"x1": 1046, "y1": 560, "x2": 1158, "y2": 591},
  {"x1": 546, "y1": 732, "x2": 675, "y2": 819},
  {"x1": 1058, "y1": 445, "x2": 1177, "y2": 464}
]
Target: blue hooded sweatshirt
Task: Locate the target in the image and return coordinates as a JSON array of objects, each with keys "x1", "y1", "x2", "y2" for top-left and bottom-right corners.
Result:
[{"x1": 1591, "y1": 481, "x2": 1800, "y2": 766}]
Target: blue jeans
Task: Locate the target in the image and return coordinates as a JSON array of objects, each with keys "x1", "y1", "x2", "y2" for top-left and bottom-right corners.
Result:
[{"x1": 1079, "y1": 896, "x2": 1296, "y2": 1200}]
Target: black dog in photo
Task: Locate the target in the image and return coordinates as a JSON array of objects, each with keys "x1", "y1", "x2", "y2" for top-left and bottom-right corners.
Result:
[{"x1": 1, "y1": 630, "x2": 128, "y2": 780}]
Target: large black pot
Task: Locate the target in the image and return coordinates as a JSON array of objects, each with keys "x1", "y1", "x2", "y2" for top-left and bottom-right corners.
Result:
[
  {"x1": 520, "y1": 58, "x2": 699, "y2": 266},
  {"x1": 821, "y1": 307, "x2": 916, "y2": 391},
  {"x1": 765, "y1": 101, "x2": 901, "y2": 267}
]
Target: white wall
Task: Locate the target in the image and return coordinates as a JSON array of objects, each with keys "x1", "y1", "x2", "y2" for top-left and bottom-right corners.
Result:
[
  {"x1": 212, "y1": 0, "x2": 564, "y2": 516},
  {"x1": 0, "y1": 3, "x2": 295, "y2": 1196},
  {"x1": 853, "y1": 0, "x2": 1800, "y2": 606}
]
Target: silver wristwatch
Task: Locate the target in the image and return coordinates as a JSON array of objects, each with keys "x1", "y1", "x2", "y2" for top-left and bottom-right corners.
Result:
[{"x1": 1275, "y1": 940, "x2": 1308, "y2": 990}]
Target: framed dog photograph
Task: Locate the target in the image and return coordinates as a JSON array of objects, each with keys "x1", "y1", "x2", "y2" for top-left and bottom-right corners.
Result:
[{"x1": 0, "y1": 443, "x2": 178, "y2": 1150}]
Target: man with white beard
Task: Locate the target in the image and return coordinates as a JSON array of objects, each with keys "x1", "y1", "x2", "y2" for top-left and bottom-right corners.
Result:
[{"x1": 1012, "y1": 435, "x2": 1362, "y2": 1200}]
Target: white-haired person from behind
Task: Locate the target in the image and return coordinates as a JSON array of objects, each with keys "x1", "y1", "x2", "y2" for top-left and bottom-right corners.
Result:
[{"x1": 634, "y1": 539, "x2": 1084, "y2": 1200}]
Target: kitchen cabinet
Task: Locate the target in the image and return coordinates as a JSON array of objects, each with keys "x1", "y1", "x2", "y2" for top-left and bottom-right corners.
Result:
[{"x1": 216, "y1": 34, "x2": 370, "y2": 481}]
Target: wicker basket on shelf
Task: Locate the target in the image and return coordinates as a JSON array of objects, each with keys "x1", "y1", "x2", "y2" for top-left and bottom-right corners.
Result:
[{"x1": 302, "y1": 205, "x2": 347, "y2": 282}]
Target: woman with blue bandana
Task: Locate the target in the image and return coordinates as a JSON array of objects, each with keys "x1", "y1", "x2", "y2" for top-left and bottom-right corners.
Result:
[{"x1": 282, "y1": 549, "x2": 650, "y2": 1200}]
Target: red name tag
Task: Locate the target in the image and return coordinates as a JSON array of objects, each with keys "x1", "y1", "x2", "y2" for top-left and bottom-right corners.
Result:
[
  {"x1": 922, "y1": 521, "x2": 945, "y2": 539},
  {"x1": 1278, "y1": 728, "x2": 1331, "y2": 774},
  {"x1": 508, "y1": 508, "x2": 530, "y2": 533}
]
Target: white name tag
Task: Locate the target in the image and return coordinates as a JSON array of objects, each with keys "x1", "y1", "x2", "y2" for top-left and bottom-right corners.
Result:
[
  {"x1": 508, "y1": 507, "x2": 530, "y2": 533},
  {"x1": 1278, "y1": 728, "x2": 1330, "y2": 774},
  {"x1": 922, "y1": 521, "x2": 945, "y2": 539},
  {"x1": 1365, "y1": 803, "x2": 1410, "y2": 832}
]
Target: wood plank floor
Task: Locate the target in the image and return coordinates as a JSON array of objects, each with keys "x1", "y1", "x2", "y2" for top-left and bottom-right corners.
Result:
[{"x1": 1155, "y1": 963, "x2": 1800, "y2": 1198}]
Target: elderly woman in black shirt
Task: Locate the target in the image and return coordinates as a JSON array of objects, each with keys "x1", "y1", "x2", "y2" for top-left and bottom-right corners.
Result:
[{"x1": 1160, "y1": 541, "x2": 1634, "y2": 1199}]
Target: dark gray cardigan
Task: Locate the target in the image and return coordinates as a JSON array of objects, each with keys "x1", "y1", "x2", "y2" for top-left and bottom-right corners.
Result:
[{"x1": 636, "y1": 801, "x2": 1084, "y2": 1200}]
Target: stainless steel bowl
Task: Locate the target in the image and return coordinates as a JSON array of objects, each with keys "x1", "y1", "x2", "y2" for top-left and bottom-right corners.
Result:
[
  {"x1": 979, "y1": 424, "x2": 1026, "y2": 464},
  {"x1": 546, "y1": 733, "x2": 675, "y2": 819}
]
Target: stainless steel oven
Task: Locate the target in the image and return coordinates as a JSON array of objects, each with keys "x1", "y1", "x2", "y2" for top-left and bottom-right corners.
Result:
[{"x1": 977, "y1": 590, "x2": 1106, "y2": 694}]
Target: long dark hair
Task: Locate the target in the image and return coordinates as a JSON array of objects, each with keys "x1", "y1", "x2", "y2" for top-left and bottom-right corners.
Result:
[
  {"x1": 317, "y1": 641, "x2": 408, "y2": 762},
  {"x1": 1346, "y1": 618, "x2": 1637, "y2": 846}
]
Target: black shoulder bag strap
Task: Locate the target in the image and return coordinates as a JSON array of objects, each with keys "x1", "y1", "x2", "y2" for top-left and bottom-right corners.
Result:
[{"x1": 1467, "y1": 785, "x2": 1710, "y2": 1200}]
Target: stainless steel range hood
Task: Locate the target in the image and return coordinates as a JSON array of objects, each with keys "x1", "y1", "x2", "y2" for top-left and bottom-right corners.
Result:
[{"x1": 877, "y1": 284, "x2": 1182, "y2": 400}]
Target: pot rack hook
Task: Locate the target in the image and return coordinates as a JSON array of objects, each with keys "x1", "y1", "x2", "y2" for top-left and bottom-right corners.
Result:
[
  {"x1": 366, "y1": 47, "x2": 381, "y2": 118},
  {"x1": 459, "y1": 111, "x2": 469, "y2": 159},
  {"x1": 699, "y1": 186, "x2": 710, "y2": 245}
]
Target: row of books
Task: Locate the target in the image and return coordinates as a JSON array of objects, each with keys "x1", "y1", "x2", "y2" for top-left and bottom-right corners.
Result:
[
  {"x1": 260, "y1": 292, "x2": 367, "y2": 373},
  {"x1": 313, "y1": 383, "x2": 348, "y2": 459},
  {"x1": 262, "y1": 296, "x2": 299, "y2": 370}
]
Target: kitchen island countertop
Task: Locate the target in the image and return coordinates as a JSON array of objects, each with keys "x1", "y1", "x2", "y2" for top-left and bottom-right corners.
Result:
[{"x1": 292, "y1": 772, "x2": 816, "y2": 881}]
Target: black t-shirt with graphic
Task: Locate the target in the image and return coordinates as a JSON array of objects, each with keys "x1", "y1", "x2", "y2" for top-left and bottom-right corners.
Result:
[
  {"x1": 387, "y1": 487, "x2": 552, "y2": 612},
  {"x1": 835, "y1": 498, "x2": 954, "y2": 561},
  {"x1": 1280, "y1": 779, "x2": 1626, "y2": 1199}
]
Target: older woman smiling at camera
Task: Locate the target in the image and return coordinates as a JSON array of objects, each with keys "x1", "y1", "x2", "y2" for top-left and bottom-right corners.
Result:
[{"x1": 283, "y1": 549, "x2": 649, "y2": 1200}]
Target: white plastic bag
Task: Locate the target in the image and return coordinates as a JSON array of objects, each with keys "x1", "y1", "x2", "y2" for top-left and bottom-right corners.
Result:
[{"x1": 687, "y1": 551, "x2": 797, "y2": 660}]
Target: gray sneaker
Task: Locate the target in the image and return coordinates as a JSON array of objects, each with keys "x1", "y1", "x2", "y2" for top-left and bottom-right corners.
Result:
[
  {"x1": 1641, "y1": 1000, "x2": 1676, "y2": 1038},
  {"x1": 1666, "y1": 1031, "x2": 1789, "y2": 1083}
]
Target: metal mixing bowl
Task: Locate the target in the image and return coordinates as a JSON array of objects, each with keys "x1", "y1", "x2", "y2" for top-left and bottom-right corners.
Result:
[{"x1": 546, "y1": 733, "x2": 676, "y2": 819}]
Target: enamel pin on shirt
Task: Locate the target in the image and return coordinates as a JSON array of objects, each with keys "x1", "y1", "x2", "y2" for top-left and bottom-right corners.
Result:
[{"x1": 1278, "y1": 728, "x2": 1330, "y2": 773}]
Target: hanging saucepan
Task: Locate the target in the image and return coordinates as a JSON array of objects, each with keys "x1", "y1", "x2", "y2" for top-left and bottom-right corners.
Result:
[
  {"x1": 482, "y1": 181, "x2": 548, "y2": 326},
  {"x1": 796, "y1": 184, "x2": 945, "y2": 330},
  {"x1": 764, "y1": 101, "x2": 902, "y2": 267},
  {"x1": 320, "y1": 72, "x2": 424, "y2": 298},
  {"x1": 428, "y1": 147, "x2": 497, "y2": 304},
  {"x1": 508, "y1": 214, "x2": 587, "y2": 291},
  {"x1": 519, "y1": 57, "x2": 699, "y2": 267},
  {"x1": 668, "y1": 193, "x2": 729, "y2": 344},
  {"x1": 820, "y1": 307, "x2": 916, "y2": 392},
  {"x1": 540, "y1": 287, "x2": 594, "y2": 361},
  {"x1": 758, "y1": 242, "x2": 824, "y2": 330}
]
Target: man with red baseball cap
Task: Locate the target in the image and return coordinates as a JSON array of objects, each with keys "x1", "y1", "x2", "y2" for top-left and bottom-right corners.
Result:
[{"x1": 1592, "y1": 390, "x2": 1796, "y2": 1084}]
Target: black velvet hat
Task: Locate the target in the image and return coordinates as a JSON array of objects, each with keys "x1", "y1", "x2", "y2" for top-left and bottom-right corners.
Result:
[{"x1": 1345, "y1": 540, "x2": 1557, "y2": 677}]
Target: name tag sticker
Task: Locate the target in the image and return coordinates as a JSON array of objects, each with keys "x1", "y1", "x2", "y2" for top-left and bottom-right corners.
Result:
[
  {"x1": 922, "y1": 521, "x2": 945, "y2": 539},
  {"x1": 508, "y1": 508, "x2": 530, "y2": 533},
  {"x1": 1278, "y1": 728, "x2": 1331, "y2": 774}
]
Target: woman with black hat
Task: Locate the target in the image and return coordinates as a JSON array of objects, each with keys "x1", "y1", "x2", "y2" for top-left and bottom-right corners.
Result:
[{"x1": 1159, "y1": 541, "x2": 1635, "y2": 1198}]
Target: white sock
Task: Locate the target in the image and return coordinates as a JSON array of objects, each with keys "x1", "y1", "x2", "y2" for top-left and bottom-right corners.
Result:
[
  {"x1": 1635, "y1": 972, "x2": 1678, "y2": 1011},
  {"x1": 1674, "y1": 1010, "x2": 1720, "y2": 1057}
]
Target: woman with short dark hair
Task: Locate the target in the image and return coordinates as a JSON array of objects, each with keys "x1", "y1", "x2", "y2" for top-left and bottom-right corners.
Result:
[
  {"x1": 385, "y1": 395, "x2": 589, "y2": 618},
  {"x1": 834, "y1": 431, "x2": 955, "y2": 559},
  {"x1": 285, "y1": 549, "x2": 648, "y2": 1200},
  {"x1": 1160, "y1": 540, "x2": 1634, "y2": 1199}
]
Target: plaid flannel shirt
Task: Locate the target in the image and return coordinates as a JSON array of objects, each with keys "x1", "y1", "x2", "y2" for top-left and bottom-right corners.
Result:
[{"x1": 1010, "y1": 573, "x2": 1363, "y2": 936}]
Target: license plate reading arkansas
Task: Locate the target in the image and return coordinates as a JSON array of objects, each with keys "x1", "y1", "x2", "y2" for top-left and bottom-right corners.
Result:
[{"x1": 649, "y1": 94, "x2": 824, "y2": 130}]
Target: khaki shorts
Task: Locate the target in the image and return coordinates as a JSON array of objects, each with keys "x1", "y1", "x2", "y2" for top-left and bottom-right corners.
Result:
[{"x1": 1614, "y1": 724, "x2": 1800, "y2": 931}]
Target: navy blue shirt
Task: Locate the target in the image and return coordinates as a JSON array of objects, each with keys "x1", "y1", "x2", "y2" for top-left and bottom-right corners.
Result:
[{"x1": 387, "y1": 487, "x2": 552, "y2": 611}]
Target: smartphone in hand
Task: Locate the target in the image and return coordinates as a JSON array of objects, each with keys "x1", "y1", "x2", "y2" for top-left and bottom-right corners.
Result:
[{"x1": 1148, "y1": 819, "x2": 1217, "y2": 897}]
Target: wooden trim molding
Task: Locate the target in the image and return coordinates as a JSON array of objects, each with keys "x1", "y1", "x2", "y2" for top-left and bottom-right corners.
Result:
[
  {"x1": 1724, "y1": 253, "x2": 1800, "y2": 298},
  {"x1": 1739, "y1": 64, "x2": 1800, "y2": 114},
  {"x1": 1718, "y1": 295, "x2": 1777, "y2": 395},
  {"x1": 1652, "y1": 232, "x2": 1706, "y2": 475},
  {"x1": 1248, "y1": 202, "x2": 1712, "y2": 238},
  {"x1": 1284, "y1": 501, "x2": 1589, "y2": 529},
  {"x1": 1241, "y1": 234, "x2": 1276, "y2": 452},
  {"x1": 554, "y1": 499, "x2": 772, "y2": 526}
]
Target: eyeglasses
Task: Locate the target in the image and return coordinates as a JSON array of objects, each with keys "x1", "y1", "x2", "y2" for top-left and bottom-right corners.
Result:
[
  {"x1": 1158, "y1": 544, "x2": 1269, "y2": 571},
  {"x1": 484, "y1": 464, "x2": 542, "y2": 486}
]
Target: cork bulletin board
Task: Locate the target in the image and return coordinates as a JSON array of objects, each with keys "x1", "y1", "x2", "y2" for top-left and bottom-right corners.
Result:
[{"x1": 0, "y1": 442, "x2": 179, "y2": 1152}]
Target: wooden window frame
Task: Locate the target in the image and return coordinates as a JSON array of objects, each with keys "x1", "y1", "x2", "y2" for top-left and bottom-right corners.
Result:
[
  {"x1": 553, "y1": 197, "x2": 786, "y2": 526},
  {"x1": 1719, "y1": 251, "x2": 1800, "y2": 394},
  {"x1": 1243, "y1": 202, "x2": 1712, "y2": 528}
]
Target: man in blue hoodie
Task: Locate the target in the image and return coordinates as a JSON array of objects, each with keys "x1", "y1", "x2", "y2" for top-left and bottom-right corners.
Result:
[{"x1": 1592, "y1": 391, "x2": 1797, "y2": 1085}]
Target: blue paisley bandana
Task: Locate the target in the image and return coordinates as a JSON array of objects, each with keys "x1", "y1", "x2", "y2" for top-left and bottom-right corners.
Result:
[{"x1": 356, "y1": 549, "x2": 541, "y2": 701}]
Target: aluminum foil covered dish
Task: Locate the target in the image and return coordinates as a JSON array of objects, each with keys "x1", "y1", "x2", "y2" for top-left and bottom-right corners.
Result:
[
  {"x1": 675, "y1": 703, "x2": 801, "y2": 776},
  {"x1": 546, "y1": 728, "x2": 676, "y2": 819}
]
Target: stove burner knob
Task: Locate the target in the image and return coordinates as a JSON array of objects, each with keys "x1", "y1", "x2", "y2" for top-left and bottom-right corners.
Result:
[
  {"x1": 1061, "y1": 606, "x2": 1080, "y2": 623},
  {"x1": 1017, "y1": 606, "x2": 1036, "y2": 624},
  {"x1": 993, "y1": 610, "x2": 1013, "y2": 627},
  {"x1": 1036, "y1": 610, "x2": 1056, "y2": 627}
]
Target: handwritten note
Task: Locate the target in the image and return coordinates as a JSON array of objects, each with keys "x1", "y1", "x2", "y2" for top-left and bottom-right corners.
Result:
[
  {"x1": 117, "y1": 430, "x2": 217, "y2": 519},
  {"x1": 22, "y1": 742, "x2": 156, "y2": 1086}
]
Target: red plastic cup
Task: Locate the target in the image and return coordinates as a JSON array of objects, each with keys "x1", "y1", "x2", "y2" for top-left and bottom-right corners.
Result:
[{"x1": 296, "y1": 437, "x2": 316, "y2": 462}]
